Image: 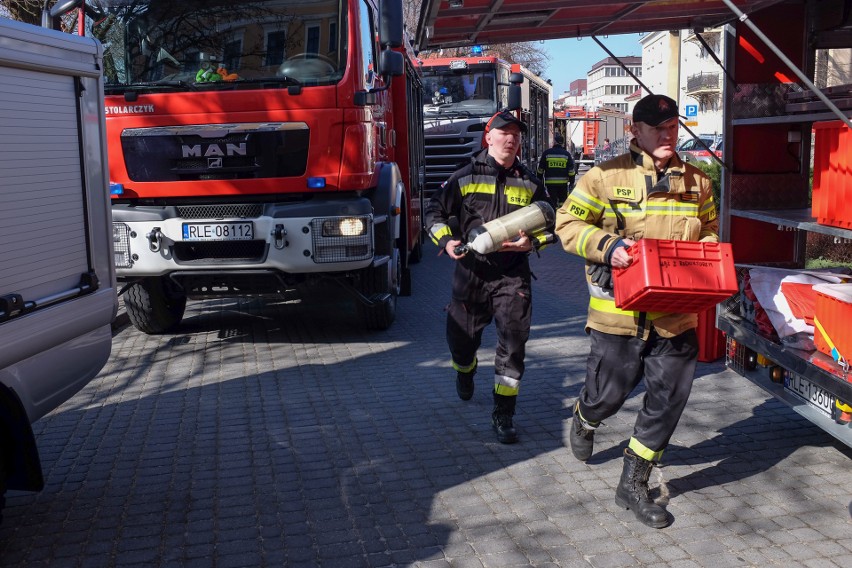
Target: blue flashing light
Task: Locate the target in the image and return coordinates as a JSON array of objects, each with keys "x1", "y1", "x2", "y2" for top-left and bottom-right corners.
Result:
[
  {"x1": 110, "y1": 182, "x2": 124, "y2": 195},
  {"x1": 471, "y1": 45, "x2": 483, "y2": 55},
  {"x1": 307, "y1": 177, "x2": 326, "y2": 189}
]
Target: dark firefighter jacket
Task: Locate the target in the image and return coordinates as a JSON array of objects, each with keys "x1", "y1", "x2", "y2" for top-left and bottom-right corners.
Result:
[
  {"x1": 425, "y1": 148, "x2": 556, "y2": 267},
  {"x1": 555, "y1": 141, "x2": 719, "y2": 340},
  {"x1": 537, "y1": 145, "x2": 576, "y2": 192}
]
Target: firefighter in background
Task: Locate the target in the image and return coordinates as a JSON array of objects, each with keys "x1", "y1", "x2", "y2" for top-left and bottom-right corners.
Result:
[
  {"x1": 537, "y1": 133, "x2": 576, "y2": 206},
  {"x1": 426, "y1": 110, "x2": 555, "y2": 445},
  {"x1": 555, "y1": 94, "x2": 718, "y2": 528}
]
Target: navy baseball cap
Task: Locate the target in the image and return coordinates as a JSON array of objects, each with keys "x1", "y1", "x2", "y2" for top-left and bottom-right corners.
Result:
[
  {"x1": 632, "y1": 94, "x2": 680, "y2": 126},
  {"x1": 554, "y1": 133, "x2": 564, "y2": 145},
  {"x1": 486, "y1": 110, "x2": 527, "y2": 133}
]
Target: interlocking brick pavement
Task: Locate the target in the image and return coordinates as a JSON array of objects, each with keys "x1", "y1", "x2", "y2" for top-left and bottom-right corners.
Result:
[{"x1": 2, "y1": 239, "x2": 851, "y2": 567}]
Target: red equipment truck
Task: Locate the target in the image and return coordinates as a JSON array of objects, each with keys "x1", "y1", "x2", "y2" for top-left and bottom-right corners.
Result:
[
  {"x1": 554, "y1": 105, "x2": 630, "y2": 166},
  {"x1": 419, "y1": 0, "x2": 852, "y2": 447},
  {"x1": 50, "y1": 0, "x2": 425, "y2": 333}
]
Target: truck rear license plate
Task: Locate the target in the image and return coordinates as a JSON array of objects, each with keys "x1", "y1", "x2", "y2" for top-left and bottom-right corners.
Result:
[
  {"x1": 784, "y1": 373, "x2": 835, "y2": 416},
  {"x1": 182, "y1": 222, "x2": 254, "y2": 241}
]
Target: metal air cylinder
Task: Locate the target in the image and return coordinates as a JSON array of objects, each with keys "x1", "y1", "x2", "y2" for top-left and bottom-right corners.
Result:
[{"x1": 464, "y1": 201, "x2": 555, "y2": 255}]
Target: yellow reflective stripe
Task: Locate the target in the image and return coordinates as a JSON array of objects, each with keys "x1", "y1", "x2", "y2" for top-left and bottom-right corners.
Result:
[
  {"x1": 629, "y1": 437, "x2": 663, "y2": 462},
  {"x1": 700, "y1": 198, "x2": 717, "y2": 220},
  {"x1": 429, "y1": 223, "x2": 453, "y2": 245},
  {"x1": 569, "y1": 189, "x2": 606, "y2": 213},
  {"x1": 460, "y1": 182, "x2": 496, "y2": 197},
  {"x1": 494, "y1": 374, "x2": 520, "y2": 396},
  {"x1": 576, "y1": 225, "x2": 598, "y2": 258},
  {"x1": 588, "y1": 297, "x2": 665, "y2": 319},
  {"x1": 645, "y1": 203, "x2": 699, "y2": 215},
  {"x1": 603, "y1": 208, "x2": 644, "y2": 219},
  {"x1": 452, "y1": 357, "x2": 477, "y2": 374},
  {"x1": 546, "y1": 178, "x2": 569, "y2": 183},
  {"x1": 532, "y1": 232, "x2": 548, "y2": 245}
]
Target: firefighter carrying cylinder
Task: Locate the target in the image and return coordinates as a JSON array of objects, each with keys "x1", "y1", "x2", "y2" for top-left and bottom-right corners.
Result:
[{"x1": 456, "y1": 201, "x2": 555, "y2": 255}]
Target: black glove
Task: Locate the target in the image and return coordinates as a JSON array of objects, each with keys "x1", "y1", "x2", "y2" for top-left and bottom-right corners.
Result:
[{"x1": 587, "y1": 263, "x2": 614, "y2": 291}]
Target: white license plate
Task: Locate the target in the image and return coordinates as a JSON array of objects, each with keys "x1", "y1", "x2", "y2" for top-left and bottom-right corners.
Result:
[
  {"x1": 784, "y1": 373, "x2": 835, "y2": 416},
  {"x1": 182, "y1": 222, "x2": 254, "y2": 241}
]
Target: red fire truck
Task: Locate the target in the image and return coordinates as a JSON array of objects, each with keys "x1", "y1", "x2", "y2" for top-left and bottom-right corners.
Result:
[
  {"x1": 419, "y1": 55, "x2": 552, "y2": 195},
  {"x1": 48, "y1": 0, "x2": 425, "y2": 333},
  {"x1": 554, "y1": 105, "x2": 630, "y2": 166}
]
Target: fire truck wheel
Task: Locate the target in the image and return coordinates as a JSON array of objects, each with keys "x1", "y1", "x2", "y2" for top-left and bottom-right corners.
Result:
[
  {"x1": 124, "y1": 277, "x2": 187, "y2": 335},
  {"x1": 358, "y1": 248, "x2": 400, "y2": 330}
]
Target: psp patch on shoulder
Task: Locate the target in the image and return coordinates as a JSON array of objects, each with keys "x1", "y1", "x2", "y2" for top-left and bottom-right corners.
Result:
[{"x1": 567, "y1": 202, "x2": 590, "y2": 220}]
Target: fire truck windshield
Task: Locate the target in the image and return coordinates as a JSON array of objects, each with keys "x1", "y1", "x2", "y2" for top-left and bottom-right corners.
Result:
[
  {"x1": 421, "y1": 68, "x2": 497, "y2": 117},
  {"x1": 85, "y1": 0, "x2": 346, "y2": 92}
]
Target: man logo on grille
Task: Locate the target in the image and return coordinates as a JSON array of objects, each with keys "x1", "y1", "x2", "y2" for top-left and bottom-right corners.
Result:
[{"x1": 208, "y1": 157, "x2": 223, "y2": 168}]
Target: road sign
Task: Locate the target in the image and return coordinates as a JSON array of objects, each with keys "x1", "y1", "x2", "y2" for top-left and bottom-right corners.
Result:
[{"x1": 685, "y1": 104, "x2": 698, "y2": 117}]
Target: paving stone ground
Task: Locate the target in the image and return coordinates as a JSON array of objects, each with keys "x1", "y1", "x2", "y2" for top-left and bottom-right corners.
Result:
[{"x1": 2, "y1": 230, "x2": 851, "y2": 567}]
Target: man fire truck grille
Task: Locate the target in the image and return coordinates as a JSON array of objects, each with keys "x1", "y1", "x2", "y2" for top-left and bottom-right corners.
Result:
[
  {"x1": 423, "y1": 133, "x2": 481, "y2": 196},
  {"x1": 172, "y1": 241, "x2": 267, "y2": 264},
  {"x1": 177, "y1": 204, "x2": 263, "y2": 220},
  {"x1": 121, "y1": 129, "x2": 309, "y2": 182}
]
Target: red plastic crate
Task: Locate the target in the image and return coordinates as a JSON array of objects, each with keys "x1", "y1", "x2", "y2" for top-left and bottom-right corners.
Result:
[
  {"x1": 812, "y1": 121, "x2": 852, "y2": 230},
  {"x1": 813, "y1": 283, "x2": 852, "y2": 363},
  {"x1": 612, "y1": 239, "x2": 738, "y2": 313}
]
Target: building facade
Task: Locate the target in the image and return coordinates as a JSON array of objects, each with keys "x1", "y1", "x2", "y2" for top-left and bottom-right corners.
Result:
[{"x1": 586, "y1": 56, "x2": 642, "y2": 112}]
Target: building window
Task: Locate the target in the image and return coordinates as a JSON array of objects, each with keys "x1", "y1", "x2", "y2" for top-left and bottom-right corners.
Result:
[
  {"x1": 328, "y1": 21, "x2": 338, "y2": 53},
  {"x1": 306, "y1": 24, "x2": 320, "y2": 54},
  {"x1": 266, "y1": 30, "x2": 286, "y2": 66},
  {"x1": 223, "y1": 39, "x2": 241, "y2": 70}
]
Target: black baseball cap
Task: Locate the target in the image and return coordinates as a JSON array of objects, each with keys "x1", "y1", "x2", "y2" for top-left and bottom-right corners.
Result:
[
  {"x1": 554, "y1": 133, "x2": 564, "y2": 145},
  {"x1": 485, "y1": 110, "x2": 527, "y2": 133},
  {"x1": 632, "y1": 94, "x2": 680, "y2": 126}
]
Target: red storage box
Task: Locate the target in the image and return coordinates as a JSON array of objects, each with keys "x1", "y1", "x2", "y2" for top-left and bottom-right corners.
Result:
[
  {"x1": 812, "y1": 283, "x2": 852, "y2": 364},
  {"x1": 612, "y1": 239, "x2": 737, "y2": 313},
  {"x1": 812, "y1": 121, "x2": 852, "y2": 230}
]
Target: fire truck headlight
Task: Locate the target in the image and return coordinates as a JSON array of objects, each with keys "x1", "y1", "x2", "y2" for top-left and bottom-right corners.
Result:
[
  {"x1": 324, "y1": 217, "x2": 367, "y2": 237},
  {"x1": 113, "y1": 222, "x2": 133, "y2": 268}
]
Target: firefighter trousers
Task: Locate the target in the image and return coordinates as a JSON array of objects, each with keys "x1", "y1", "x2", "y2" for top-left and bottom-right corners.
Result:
[
  {"x1": 446, "y1": 256, "x2": 532, "y2": 395},
  {"x1": 577, "y1": 328, "x2": 699, "y2": 455}
]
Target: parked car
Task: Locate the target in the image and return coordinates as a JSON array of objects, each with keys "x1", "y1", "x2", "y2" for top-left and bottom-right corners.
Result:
[{"x1": 678, "y1": 135, "x2": 722, "y2": 164}]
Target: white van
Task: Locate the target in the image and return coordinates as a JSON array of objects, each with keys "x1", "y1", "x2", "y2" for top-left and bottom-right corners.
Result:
[{"x1": 0, "y1": 17, "x2": 116, "y2": 523}]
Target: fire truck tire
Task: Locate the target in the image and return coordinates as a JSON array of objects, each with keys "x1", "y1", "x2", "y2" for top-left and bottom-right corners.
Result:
[
  {"x1": 124, "y1": 277, "x2": 187, "y2": 335},
  {"x1": 358, "y1": 249, "x2": 399, "y2": 330}
]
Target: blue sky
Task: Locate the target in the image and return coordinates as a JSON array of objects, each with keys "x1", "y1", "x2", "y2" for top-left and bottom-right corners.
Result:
[{"x1": 542, "y1": 34, "x2": 644, "y2": 96}]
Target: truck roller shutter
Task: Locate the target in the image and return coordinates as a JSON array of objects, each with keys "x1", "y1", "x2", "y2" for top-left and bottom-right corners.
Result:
[{"x1": 0, "y1": 65, "x2": 91, "y2": 311}]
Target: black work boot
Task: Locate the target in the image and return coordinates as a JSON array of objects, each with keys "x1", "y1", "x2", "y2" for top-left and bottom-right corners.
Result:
[
  {"x1": 456, "y1": 369, "x2": 475, "y2": 401},
  {"x1": 569, "y1": 400, "x2": 596, "y2": 461},
  {"x1": 615, "y1": 448, "x2": 670, "y2": 529},
  {"x1": 491, "y1": 393, "x2": 518, "y2": 444}
]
